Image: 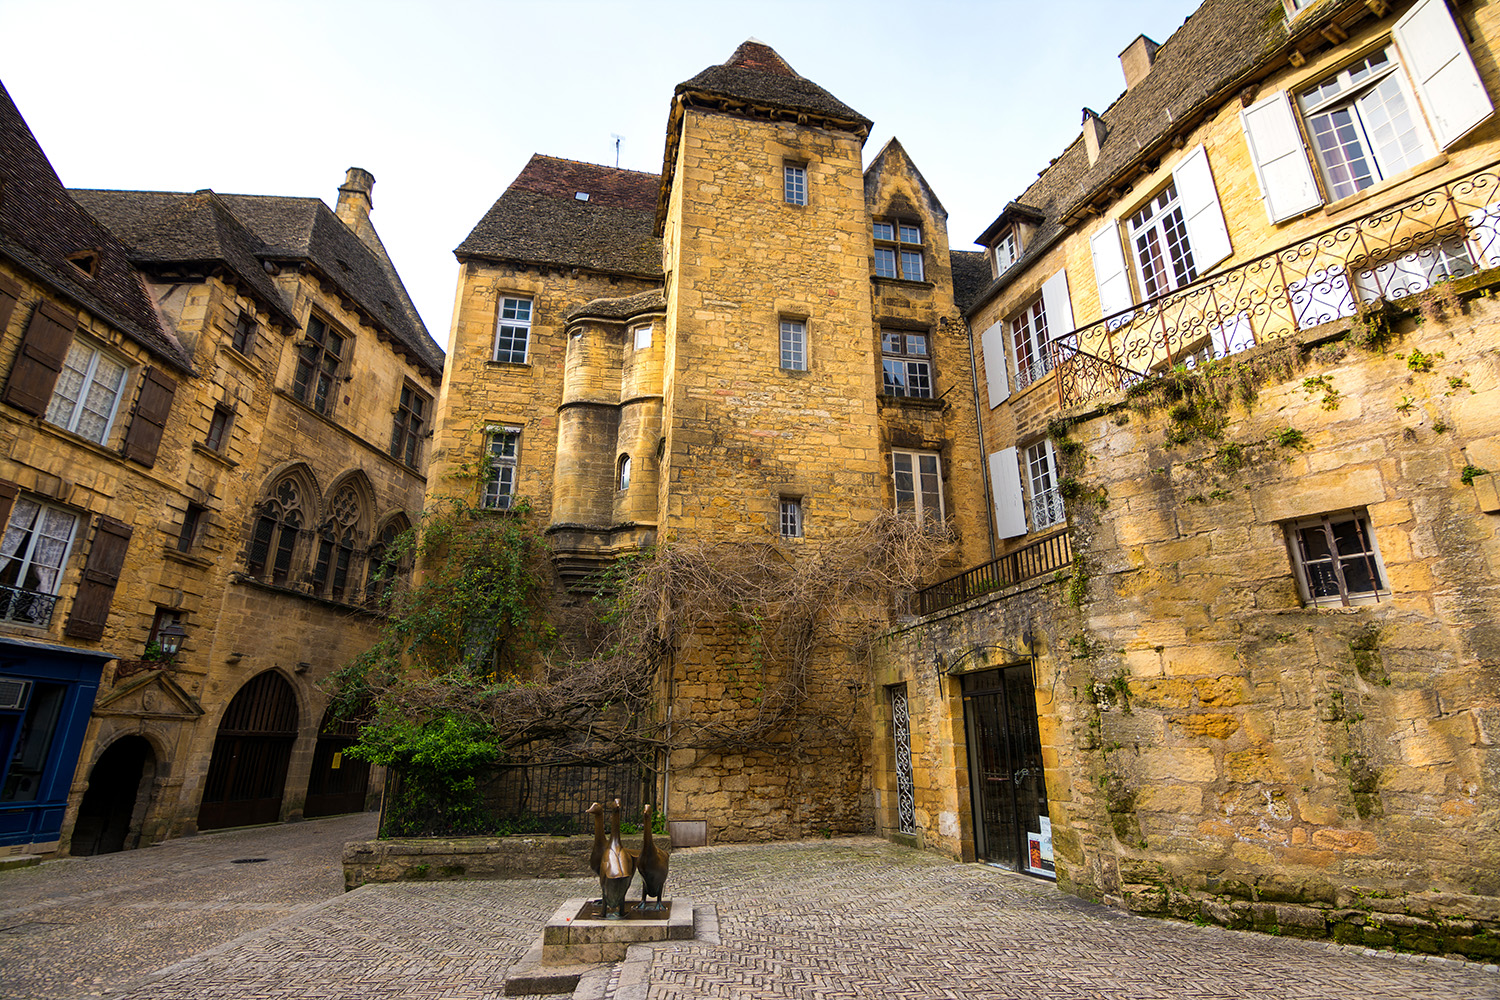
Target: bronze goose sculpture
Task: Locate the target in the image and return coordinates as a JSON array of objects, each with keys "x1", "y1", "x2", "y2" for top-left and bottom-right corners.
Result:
[
  {"x1": 638, "y1": 803, "x2": 670, "y2": 912},
  {"x1": 585, "y1": 802, "x2": 606, "y2": 906},
  {"x1": 600, "y1": 798, "x2": 637, "y2": 919}
]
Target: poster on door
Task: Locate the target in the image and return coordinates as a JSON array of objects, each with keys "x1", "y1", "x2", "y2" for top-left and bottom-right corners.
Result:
[{"x1": 1026, "y1": 815, "x2": 1056, "y2": 877}]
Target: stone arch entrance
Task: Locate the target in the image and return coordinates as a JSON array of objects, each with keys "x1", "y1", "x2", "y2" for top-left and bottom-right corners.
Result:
[
  {"x1": 197, "y1": 671, "x2": 298, "y2": 830},
  {"x1": 71, "y1": 735, "x2": 155, "y2": 855},
  {"x1": 303, "y1": 704, "x2": 371, "y2": 818}
]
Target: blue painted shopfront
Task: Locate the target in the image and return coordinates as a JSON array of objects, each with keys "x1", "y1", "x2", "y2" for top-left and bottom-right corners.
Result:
[{"x1": 0, "y1": 637, "x2": 111, "y2": 848}]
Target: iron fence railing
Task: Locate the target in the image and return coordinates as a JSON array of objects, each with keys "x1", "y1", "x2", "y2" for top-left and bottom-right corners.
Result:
[
  {"x1": 0, "y1": 583, "x2": 58, "y2": 629},
  {"x1": 915, "y1": 530, "x2": 1072, "y2": 616},
  {"x1": 1048, "y1": 159, "x2": 1500, "y2": 408},
  {"x1": 478, "y1": 760, "x2": 651, "y2": 835}
]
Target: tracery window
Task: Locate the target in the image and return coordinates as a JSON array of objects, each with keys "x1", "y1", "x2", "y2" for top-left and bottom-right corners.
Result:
[
  {"x1": 247, "y1": 478, "x2": 305, "y2": 586},
  {"x1": 312, "y1": 484, "x2": 365, "y2": 603}
]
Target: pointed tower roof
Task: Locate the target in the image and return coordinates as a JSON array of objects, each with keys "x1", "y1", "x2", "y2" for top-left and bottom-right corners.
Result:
[{"x1": 675, "y1": 40, "x2": 870, "y2": 128}]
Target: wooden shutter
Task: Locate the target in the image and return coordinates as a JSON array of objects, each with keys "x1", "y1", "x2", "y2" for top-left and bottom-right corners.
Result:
[
  {"x1": 980, "y1": 321, "x2": 1010, "y2": 407},
  {"x1": 3, "y1": 300, "x2": 76, "y2": 416},
  {"x1": 1240, "y1": 91, "x2": 1323, "y2": 223},
  {"x1": 1040, "y1": 269, "x2": 1075, "y2": 338},
  {"x1": 1090, "y1": 222, "x2": 1133, "y2": 317},
  {"x1": 0, "y1": 479, "x2": 17, "y2": 533},
  {"x1": 122, "y1": 366, "x2": 177, "y2": 467},
  {"x1": 989, "y1": 448, "x2": 1028, "y2": 539},
  {"x1": 64, "y1": 516, "x2": 133, "y2": 640},
  {"x1": 0, "y1": 274, "x2": 21, "y2": 337},
  {"x1": 1394, "y1": 0, "x2": 1494, "y2": 149},
  {"x1": 1173, "y1": 145, "x2": 1232, "y2": 271}
]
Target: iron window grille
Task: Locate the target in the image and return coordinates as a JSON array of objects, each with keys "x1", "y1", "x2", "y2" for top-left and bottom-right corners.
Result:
[
  {"x1": 881, "y1": 330, "x2": 933, "y2": 398},
  {"x1": 494, "y1": 297, "x2": 533, "y2": 364},
  {"x1": 1288, "y1": 511, "x2": 1388, "y2": 606},
  {"x1": 293, "y1": 316, "x2": 345, "y2": 416}
]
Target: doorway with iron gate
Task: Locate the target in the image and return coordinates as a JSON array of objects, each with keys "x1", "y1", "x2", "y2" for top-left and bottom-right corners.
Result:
[
  {"x1": 198, "y1": 670, "x2": 299, "y2": 830},
  {"x1": 961, "y1": 665, "x2": 1054, "y2": 878}
]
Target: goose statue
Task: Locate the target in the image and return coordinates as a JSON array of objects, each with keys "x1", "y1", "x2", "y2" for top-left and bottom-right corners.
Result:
[
  {"x1": 600, "y1": 798, "x2": 637, "y2": 919},
  {"x1": 637, "y1": 803, "x2": 670, "y2": 912}
]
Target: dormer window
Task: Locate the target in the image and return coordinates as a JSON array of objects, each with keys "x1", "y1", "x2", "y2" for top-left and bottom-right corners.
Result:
[
  {"x1": 66, "y1": 251, "x2": 99, "y2": 279},
  {"x1": 992, "y1": 230, "x2": 1019, "y2": 278},
  {"x1": 874, "y1": 222, "x2": 924, "y2": 281}
]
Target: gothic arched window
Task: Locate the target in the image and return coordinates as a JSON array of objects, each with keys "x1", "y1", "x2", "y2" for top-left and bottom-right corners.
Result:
[
  {"x1": 248, "y1": 478, "x2": 304, "y2": 586},
  {"x1": 364, "y1": 515, "x2": 411, "y2": 607},
  {"x1": 312, "y1": 484, "x2": 365, "y2": 603}
]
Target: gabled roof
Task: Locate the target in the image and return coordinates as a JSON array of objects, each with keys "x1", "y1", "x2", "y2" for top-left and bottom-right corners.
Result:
[
  {"x1": 965, "y1": 0, "x2": 1368, "y2": 318},
  {"x1": 0, "y1": 82, "x2": 191, "y2": 371},
  {"x1": 677, "y1": 40, "x2": 871, "y2": 129},
  {"x1": 76, "y1": 188, "x2": 445, "y2": 377},
  {"x1": 456, "y1": 155, "x2": 662, "y2": 279},
  {"x1": 864, "y1": 138, "x2": 948, "y2": 220}
]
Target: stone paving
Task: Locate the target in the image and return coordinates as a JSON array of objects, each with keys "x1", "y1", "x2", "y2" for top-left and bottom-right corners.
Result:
[{"x1": 1, "y1": 818, "x2": 1497, "y2": 999}]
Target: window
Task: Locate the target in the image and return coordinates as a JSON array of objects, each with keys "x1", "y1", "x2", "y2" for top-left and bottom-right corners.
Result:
[
  {"x1": 779, "y1": 498, "x2": 803, "y2": 538},
  {"x1": 1128, "y1": 182, "x2": 1197, "y2": 299},
  {"x1": 146, "y1": 607, "x2": 183, "y2": 657},
  {"x1": 633, "y1": 324, "x2": 653, "y2": 350},
  {"x1": 391, "y1": 383, "x2": 429, "y2": 467},
  {"x1": 874, "y1": 222, "x2": 924, "y2": 281},
  {"x1": 1288, "y1": 511, "x2": 1388, "y2": 606},
  {"x1": 1010, "y1": 296, "x2": 1053, "y2": 390},
  {"x1": 177, "y1": 503, "x2": 205, "y2": 553},
  {"x1": 1298, "y1": 46, "x2": 1432, "y2": 202},
  {"x1": 494, "y1": 297, "x2": 532, "y2": 364},
  {"x1": 483, "y1": 427, "x2": 521, "y2": 510},
  {"x1": 312, "y1": 484, "x2": 364, "y2": 603},
  {"x1": 784, "y1": 164, "x2": 807, "y2": 206},
  {"x1": 46, "y1": 340, "x2": 127, "y2": 444},
  {"x1": 205, "y1": 404, "x2": 233, "y2": 452},
  {"x1": 780, "y1": 319, "x2": 806, "y2": 371},
  {"x1": 0, "y1": 497, "x2": 77, "y2": 626},
  {"x1": 365, "y1": 516, "x2": 410, "y2": 606},
  {"x1": 618, "y1": 455, "x2": 632, "y2": 491},
  {"x1": 992, "y1": 230, "x2": 1018, "y2": 277},
  {"x1": 232, "y1": 311, "x2": 256, "y2": 355},
  {"x1": 891, "y1": 450, "x2": 943, "y2": 525},
  {"x1": 247, "y1": 477, "x2": 304, "y2": 586},
  {"x1": 1025, "y1": 442, "x2": 1066, "y2": 532},
  {"x1": 293, "y1": 315, "x2": 345, "y2": 416},
  {"x1": 881, "y1": 331, "x2": 932, "y2": 398}
]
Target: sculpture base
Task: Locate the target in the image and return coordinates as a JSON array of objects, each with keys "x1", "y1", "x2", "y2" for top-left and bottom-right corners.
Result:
[{"x1": 503, "y1": 897, "x2": 696, "y2": 995}]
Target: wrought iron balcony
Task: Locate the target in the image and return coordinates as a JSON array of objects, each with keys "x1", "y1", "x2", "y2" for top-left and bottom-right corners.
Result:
[
  {"x1": 914, "y1": 530, "x2": 1072, "y2": 617},
  {"x1": 0, "y1": 583, "x2": 60, "y2": 629},
  {"x1": 1046, "y1": 160, "x2": 1500, "y2": 409}
]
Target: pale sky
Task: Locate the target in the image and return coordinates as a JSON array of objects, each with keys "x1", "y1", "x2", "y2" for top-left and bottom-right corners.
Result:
[{"x1": 3, "y1": 0, "x2": 1202, "y2": 351}]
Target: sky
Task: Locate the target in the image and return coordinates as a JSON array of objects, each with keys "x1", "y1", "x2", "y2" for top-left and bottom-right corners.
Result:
[{"x1": 2, "y1": 0, "x2": 1203, "y2": 352}]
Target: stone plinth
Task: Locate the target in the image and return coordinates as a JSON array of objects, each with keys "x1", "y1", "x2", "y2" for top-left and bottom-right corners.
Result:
[{"x1": 503, "y1": 896, "x2": 696, "y2": 995}]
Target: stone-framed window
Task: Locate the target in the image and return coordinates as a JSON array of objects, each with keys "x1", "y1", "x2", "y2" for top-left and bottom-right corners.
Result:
[
  {"x1": 780, "y1": 318, "x2": 807, "y2": 371},
  {"x1": 232, "y1": 311, "x2": 256, "y2": 356},
  {"x1": 779, "y1": 497, "x2": 803, "y2": 538},
  {"x1": 390, "y1": 382, "x2": 429, "y2": 468},
  {"x1": 292, "y1": 315, "x2": 346, "y2": 417},
  {"x1": 1025, "y1": 441, "x2": 1065, "y2": 532},
  {"x1": 47, "y1": 339, "x2": 128, "y2": 445},
  {"x1": 1286, "y1": 510, "x2": 1388, "y2": 607},
  {"x1": 784, "y1": 164, "x2": 807, "y2": 206},
  {"x1": 311, "y1": 483, "x2": 366, "y2": 603},
  {"x1": 1010, "y1": 295, "x2": 1052, "y2": 390},
  {"x1": 177, "y1": 503, "x2": 206, "y2": 553},
  {"x1": 618, "y1": 455, "x2": 632, "y2": 491},
  {"x1": 992, "y1": 228, "x2": 1018, "y2": 278},
  {"x1": 881, "y1": 330, "x2": 932, "y2": 399},
  {"x1": 205, "y1": 403, "x2": 233, "y2": 452},
  {"x1": 874, "y1": 221, "x2": 923, "y2": 281},
  {"x1": 1128, "y1": 181, "x2": 1198, "y2": 299},
  {"x1": 891, "y1": 450, "x2": 943, "y2": 525},
  {"x1": 633, "y1": 323, "x2": 653, "y2": 350},
  {"x1": 483, "y1": 426, "x2": 522, "y2": 510},
  {"x1": 247, "y1": 477, "x2": 305, "y2": 586},
  {"x1": 494, "y1": 297, "x2": 533, "y2": 364},
  {"x1": 0, "y1": 496, "x2": 78, "y2": 626}
]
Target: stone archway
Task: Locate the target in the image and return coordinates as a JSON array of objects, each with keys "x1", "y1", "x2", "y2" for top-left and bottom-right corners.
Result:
[
  {"x1": 71, "y1": 735, "x2": 155, "y2": 855},
  {"x1": 197, "y1": 671, "x2": 298, "y2": 830},
  {"x1": 303, "y1": 703, "x2": 371, "y2": 818}
]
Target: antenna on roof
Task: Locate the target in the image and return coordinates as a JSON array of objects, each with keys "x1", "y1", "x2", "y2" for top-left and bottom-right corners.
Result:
[{"x1": 611, "y1": 133, "x2": 623, "y2": 168}]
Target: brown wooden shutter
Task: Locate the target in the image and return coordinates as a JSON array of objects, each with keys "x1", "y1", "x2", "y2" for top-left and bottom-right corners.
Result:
[
  {"x1": 0, "y1": 274, "x2": 21, "y2": 337},
  {"x1": 122, "y1": 366, "x2": 177, "y2": 467},
  {"x1": 64, "y1": 516, "x2": 133, "y2": 641},
  {"x1": 0, "y1": 479, "x2": 18, "y2": 532},
  {"x1": 3, "y1": 300, "x2": 76, "y2": 416}
]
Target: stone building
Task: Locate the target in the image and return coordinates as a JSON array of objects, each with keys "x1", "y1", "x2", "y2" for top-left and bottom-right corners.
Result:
[
  {"x1": 871, "y1": 0, "x2": 1500, "y2": 957},
  {"x1": 431, "y1": 42, "x2": 991, "y2": 841},
  {"x1": 0, "y1": 81, "x2": 443, "y2": 855}
]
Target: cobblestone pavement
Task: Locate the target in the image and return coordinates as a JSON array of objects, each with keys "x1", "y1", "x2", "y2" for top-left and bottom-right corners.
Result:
[{"x1": 3, "y1": 824, "x2": 1497, "y2": 999}]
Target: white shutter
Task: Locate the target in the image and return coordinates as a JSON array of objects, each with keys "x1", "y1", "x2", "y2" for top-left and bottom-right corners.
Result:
[
  {"x1": 1394, "y1": 0, "x2": 1494, "y2": 149},
  {"x1": 989, "y1": 448, "x2": 1028, "y2": 539},
  {"x1": 1040, "y1": 269, "x2": 1075, "y2": 339},
  {"x1": 980, "y1": 321, "x2": 1010, "y2": 408},
  {"x1": 1090, "y1": 222, "x2": 1133, "y2": 318},
  {"x1": 1173, "y1": 144, "x2": 1232, "y2": 271},
  {"x1": 1240, "y1": 91, "x2": 1323, "y2": 223}
]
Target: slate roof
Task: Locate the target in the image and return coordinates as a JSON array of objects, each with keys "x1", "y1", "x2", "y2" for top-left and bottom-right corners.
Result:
[
  {"x1": 0, "y1": 82, "x2": 191, "y2": 371},
  {"x1": 676, "y1": 40, "x2": 871, "y2": 128},
  {"x1": 76, "y1": 189, "x2": 444, "y2": 377},
  {"x1": 456, "y1": 155, "x2": 663, "y2": 279},
  {"x1": 949, "y1": 251, "x2": 992, "y2": 314},
  {"x1": 566, "y1": 288, "x2": 667, "y2": 323},
  {"x1": 964, "y1": 0, "x2": 1365, "y2": 317}
]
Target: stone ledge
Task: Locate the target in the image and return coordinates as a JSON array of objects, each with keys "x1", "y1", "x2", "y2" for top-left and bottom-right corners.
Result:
[{"x1": 343, "y1": 834, "x2": 668, "y2": 890}]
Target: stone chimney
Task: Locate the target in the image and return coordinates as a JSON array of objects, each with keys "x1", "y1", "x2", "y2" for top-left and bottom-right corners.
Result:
[
  {"x1": 1120, "y1": 35, "x2": 1160, "y2": 91},
  {"x1": 336, "y1": 167, "x2": 375, "y2": 231},
  {"x1": 1082, "y1": 108, "x2": 1108, "y2": 166}
]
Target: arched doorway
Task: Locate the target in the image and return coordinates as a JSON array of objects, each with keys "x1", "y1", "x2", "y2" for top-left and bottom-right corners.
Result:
[
  {"x1": 72, "y1": 735, "x2": 154, "y2": 855},
  {"x1": 303, "y1": 704, "x2": 371, "y2": 818},
  {"x1": 197, "y1": 671, "x2": 298, "y2": 830}
]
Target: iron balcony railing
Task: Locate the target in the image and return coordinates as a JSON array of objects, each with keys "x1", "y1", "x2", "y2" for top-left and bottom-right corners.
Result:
[
  {"x1": 1046, "y1": 159, "x2": 1500, "y2": 408},
  {"x1": 0, "y1": 583, "x2": 59, "y2": 629},
  {"x1": 915, "y1": 530, "x2": 1072, "y2": 616}
]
